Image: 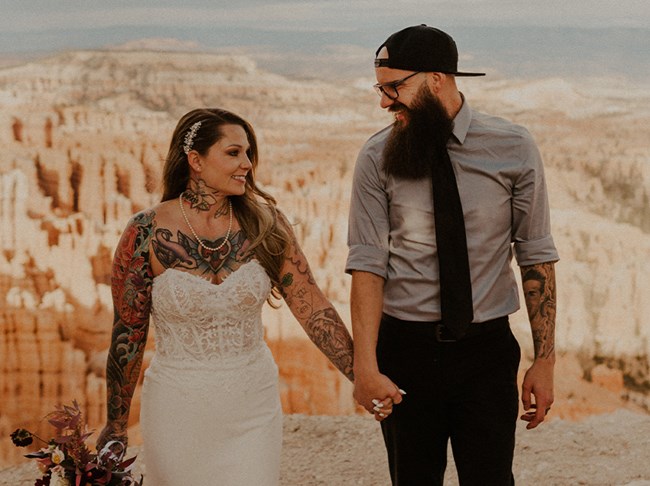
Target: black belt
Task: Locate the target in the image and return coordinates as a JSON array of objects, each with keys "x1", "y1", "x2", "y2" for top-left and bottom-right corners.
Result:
[{"x1": 381, "y1": 314, "x2": 509, "y2": 343}]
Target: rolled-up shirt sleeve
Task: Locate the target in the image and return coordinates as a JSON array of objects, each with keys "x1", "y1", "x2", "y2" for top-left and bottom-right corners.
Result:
[
  {"x1": 346, "y1": 135, "x2": 390, "y2": 278},
  {"x1": 511, "y1": 129, "x2": 560, "y2": 266}
]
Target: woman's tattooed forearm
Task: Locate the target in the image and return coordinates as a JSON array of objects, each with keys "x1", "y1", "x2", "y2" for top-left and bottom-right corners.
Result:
[
  {"x1": 105, "y1": 319, "x2": 148, "y2": 425},
  {"x1": 279, "y1": 240, "x2": 316, "y2": 302},
  {"x1": 280, "y1": 237, "x2": 354, "y2": 381},
  {"x1": 521, "y1": 261, "x2": 556, "y2": 360},
  {"x1": 106, "y1": 211, "x2": 154, "y2": 425},
  {"x1": 304, "y1": 308, "x2": 354, "y2": 381}
]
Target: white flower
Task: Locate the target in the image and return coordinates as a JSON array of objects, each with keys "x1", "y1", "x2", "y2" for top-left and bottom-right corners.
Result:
[
  {"x1": 50, "y1": 447, "x2": 65, "y2": 465},
  {"x1": 50, "y1": 466, "x2": 70, "y2": 486}
]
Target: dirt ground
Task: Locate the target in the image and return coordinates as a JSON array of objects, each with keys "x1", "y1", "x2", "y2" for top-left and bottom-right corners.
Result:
[
  {"x1": 2, "y1": 409, "x2": 649, "y2": 485},
  {"x1": 278, "y1": 411, "x2": 650, "y2": 486}
]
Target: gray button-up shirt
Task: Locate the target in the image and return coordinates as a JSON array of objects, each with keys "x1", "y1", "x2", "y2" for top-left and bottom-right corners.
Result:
[{"x1": 346, "y1": 99, "x2": 559, "y2": 323}]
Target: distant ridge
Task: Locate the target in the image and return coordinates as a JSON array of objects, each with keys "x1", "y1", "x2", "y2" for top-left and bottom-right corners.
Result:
[
  {"x1": 108, "y1": 37, "x2": 202, "y2": 52},
  {"x1": 0, "y1": 26, "x2": 648, "y2": 81}
]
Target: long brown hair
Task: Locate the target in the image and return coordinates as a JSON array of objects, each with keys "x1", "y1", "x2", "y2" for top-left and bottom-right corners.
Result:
[{"x1": 161, "y1": 108, "x2": 291, "y2": 293}]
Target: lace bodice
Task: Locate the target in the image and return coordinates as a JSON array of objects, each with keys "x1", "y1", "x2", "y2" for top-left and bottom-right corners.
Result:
[{"x1": 151, "y1": 260, "x2": 272, "y2": 368}]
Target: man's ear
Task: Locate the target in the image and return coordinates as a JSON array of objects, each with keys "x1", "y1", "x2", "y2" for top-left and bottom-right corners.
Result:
[{"x1": 426, "y1": 72, "x2": 445, "y2": 93}]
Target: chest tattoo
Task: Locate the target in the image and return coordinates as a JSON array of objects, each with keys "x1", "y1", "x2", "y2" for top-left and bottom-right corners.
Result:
[{"x1": 152, "y1": 228, "x2": 250, "y2": 278}]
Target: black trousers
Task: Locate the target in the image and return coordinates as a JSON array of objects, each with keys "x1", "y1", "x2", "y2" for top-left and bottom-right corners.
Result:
[{"x1": 378, "y1": 314, "x2": 520, "y2": 486}]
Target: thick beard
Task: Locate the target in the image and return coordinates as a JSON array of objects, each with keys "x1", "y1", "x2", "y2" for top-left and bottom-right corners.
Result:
[{"x1": 382, "y1": 86, "x2": 454, "y2": 180}]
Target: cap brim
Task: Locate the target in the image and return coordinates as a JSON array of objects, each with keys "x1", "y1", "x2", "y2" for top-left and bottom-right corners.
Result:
[{"x1": 374, "y1": 58, "x2": 486, "y2": 76}]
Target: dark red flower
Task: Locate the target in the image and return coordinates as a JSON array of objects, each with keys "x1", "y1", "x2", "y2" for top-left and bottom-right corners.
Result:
[{"x1": 10, "y1": 428, "x2": 33, "y2": 447}]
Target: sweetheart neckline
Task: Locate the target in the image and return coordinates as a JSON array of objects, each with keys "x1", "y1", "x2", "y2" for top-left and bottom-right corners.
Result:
[{"x1": 153, "y1": 260, "x2": 264, "y2": 287}]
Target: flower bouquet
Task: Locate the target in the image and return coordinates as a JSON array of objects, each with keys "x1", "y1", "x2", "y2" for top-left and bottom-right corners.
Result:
[{"x1": 10, "y1": 400, "x2": 143, "y2": 486}]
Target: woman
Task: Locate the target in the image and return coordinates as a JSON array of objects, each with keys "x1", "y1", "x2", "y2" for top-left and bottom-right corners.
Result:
[{"x1": 96, "y1": 108, "x2": 391, "y2": 485}]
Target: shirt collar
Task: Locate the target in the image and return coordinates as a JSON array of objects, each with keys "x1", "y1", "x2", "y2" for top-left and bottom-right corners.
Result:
[{"x1": 451, "y1": 93, "x2": 471, "y2": 145}]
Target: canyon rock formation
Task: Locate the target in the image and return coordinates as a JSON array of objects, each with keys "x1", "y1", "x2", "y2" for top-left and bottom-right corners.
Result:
[{"x1": 0, "y1": 50, "x2": 648, "y2": 467}]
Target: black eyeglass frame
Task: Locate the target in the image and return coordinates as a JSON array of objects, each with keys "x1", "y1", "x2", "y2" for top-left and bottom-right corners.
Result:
[{"x1": 373, "y1": 71, "x2": 422, "y2": 100}]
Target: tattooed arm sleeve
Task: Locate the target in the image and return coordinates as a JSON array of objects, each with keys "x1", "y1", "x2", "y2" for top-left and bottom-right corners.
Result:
[
  {"x1": 102, "y1": 211, "x2": 155, "y2": 445},
  {"x1": 520, "y1": 261, "x2": 556, "y2": 360},
  {"x1": 279, "y1": 231, "x2": 354, "y2": 382}
]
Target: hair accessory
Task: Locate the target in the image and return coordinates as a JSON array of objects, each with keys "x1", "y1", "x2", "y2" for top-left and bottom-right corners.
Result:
[
  {"x1": 374, "y1": 24, "x2": 485, "y2": 77},
  {"x1": 183, "y1": 121, "x2": 202, "y2": 154}
]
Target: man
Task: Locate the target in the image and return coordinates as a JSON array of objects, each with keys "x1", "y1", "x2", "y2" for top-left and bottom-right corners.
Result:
[{"x1": 346, "y1": 25, "x2": 559, "y2": 485}]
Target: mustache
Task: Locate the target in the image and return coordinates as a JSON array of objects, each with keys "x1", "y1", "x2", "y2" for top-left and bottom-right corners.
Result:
[{"x1": 388, "y1": 102, "x2": 408, "y2": 113}]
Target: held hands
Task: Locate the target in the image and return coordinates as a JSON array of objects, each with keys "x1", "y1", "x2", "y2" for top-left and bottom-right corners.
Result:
[
  {"x1": 353, "y1": 371, "x2": 406, "y2": 421},
  {"x1": 520, "y1": 358, "x2": 555, "y2": 429}
]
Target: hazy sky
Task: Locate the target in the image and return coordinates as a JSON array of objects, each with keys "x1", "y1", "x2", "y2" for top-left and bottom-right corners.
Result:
[
  {"x1": 1, "y1": 0, "x2": 648, "y2": 80},
  {"x1": 2, "y1": 0, "x2": 648, "y2": 36}
]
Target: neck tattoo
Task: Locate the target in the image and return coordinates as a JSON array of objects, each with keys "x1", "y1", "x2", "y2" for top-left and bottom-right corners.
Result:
[{"x1": 179, "y1": 191, "x2": 233, "y2": 252}]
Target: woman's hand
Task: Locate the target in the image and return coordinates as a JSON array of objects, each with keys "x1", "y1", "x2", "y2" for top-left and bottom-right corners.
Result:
[
  {"x1": 371, "y1": 396, "x2": 397, "y2": 421},
  {"x1": 96, "y1": 422, "x2": 128, "y2": 453}
]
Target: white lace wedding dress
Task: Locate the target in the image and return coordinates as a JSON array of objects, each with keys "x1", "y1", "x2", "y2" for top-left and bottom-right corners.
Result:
[{"x1": 140, "y1": 260, "x2": 282, "y2": 485}]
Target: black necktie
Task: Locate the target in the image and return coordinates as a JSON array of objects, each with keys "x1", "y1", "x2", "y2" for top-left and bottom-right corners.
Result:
[{"x1": 431, "y1": 138, "x2": 474, "y2": 338}]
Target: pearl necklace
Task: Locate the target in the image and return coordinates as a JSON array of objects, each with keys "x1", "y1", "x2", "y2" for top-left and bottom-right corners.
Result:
[{"x1": 179, "y1": 192, "x2": 233, "y2": 252}]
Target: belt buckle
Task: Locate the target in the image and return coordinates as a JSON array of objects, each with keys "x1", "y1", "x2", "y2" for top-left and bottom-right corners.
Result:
[{"x1": 434, "y1": 324, "x2": 457, "y2": 343}]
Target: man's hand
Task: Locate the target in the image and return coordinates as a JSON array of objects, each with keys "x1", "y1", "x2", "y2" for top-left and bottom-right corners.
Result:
[
  {"x1": 520, "y1": 358, "x2": 554, "y2": 429},
  {"x1": 354, "y1": 370, "x2": 405, "y2": 421}
]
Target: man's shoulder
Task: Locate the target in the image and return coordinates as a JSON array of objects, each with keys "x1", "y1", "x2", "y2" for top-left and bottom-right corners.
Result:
[
  {"x1": 353, "y1": 124, "x2": 393, "y2": 168},
  {"x1": 469, "y1": 109, "x2": 534, "y2": 143},
  {"x1": 363, "y1": 124, "x2": 393, "y2": 151}
]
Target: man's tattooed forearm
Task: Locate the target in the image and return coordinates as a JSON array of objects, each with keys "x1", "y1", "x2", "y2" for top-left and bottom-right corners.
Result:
[{"x1": 521, "y1": 261, "x2": 556, "y2": 360}]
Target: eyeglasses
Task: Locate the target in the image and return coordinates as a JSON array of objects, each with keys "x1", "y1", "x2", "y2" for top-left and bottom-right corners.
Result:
[{"x1": 373, "y1": 72, "x2": 422, "y2": 100}]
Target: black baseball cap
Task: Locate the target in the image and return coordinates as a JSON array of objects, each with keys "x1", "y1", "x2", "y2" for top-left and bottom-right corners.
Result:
[{"x1": 375, "y1": 24, "x2": 485, "y2": 77}]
